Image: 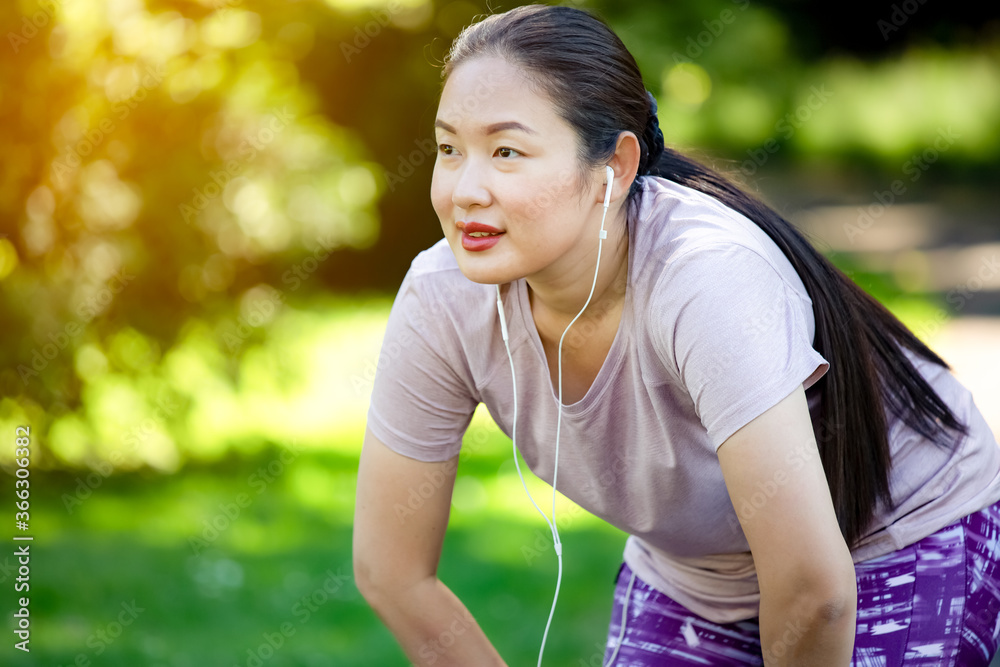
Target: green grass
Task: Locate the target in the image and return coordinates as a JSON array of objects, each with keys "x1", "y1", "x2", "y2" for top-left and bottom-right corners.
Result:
[{"x1": 13, "y1": 444, "x2": 628, "y2": 666}]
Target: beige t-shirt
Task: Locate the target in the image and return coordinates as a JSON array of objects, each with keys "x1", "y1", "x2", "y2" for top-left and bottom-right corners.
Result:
[{"x1": 366, "y1": 175, "x2": 1000, "y2": 623}]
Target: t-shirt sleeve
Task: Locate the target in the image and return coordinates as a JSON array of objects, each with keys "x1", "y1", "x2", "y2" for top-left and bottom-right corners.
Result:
[
  {"x1": 365, "y1": 268, "x2": 479, "y2": 462},
  {"x1": 650, "y1": 242, "x2": 829, "y2": 451}
]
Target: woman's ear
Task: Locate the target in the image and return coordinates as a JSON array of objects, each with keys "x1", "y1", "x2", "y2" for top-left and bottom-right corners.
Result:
[{"x1": 602, "y1": 131, "x2": 642, "y2": 203}]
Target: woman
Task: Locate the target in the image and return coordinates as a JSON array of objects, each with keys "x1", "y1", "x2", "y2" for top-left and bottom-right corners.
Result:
[{"x1": 353, "y1": 4, "x2": 1000, "y2": 665}]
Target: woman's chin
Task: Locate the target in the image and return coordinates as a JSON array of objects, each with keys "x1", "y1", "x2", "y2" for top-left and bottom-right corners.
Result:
[
  {"x1": 452, "y1": 254, "x2": 517, "y2": 286},
  {"x1": 456, "y1": 264, "x2": 506, "y2": 285}
]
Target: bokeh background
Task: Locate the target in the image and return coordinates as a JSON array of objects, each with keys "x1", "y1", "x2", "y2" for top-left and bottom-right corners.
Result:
[{"x1": 1, "y1": 0, "x2": 999, "y2": 664}]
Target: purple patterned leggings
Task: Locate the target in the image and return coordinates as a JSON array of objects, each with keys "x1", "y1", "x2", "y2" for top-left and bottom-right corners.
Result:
[{"x1": 603, "y1": 500, "x2": 1000, "y2": 666}]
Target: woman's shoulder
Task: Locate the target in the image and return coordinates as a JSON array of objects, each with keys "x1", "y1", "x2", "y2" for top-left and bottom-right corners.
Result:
[
  {"x1": 635, "y1": 176, "x2": 812, "y2": 303},
  {"x1": 636, "y1": 179, "x2": 787, "y2": 275},
  {"x1": 638, "y1": 176, "x2": 775, "y2": 258}
]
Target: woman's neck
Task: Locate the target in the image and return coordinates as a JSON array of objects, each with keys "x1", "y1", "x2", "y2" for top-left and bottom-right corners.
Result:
[{"x1": 525, "y1": 213, "x2": 629, "y2": 327}]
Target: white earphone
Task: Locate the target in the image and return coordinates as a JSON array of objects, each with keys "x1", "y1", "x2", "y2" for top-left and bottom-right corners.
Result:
[{"x1": 496, "y1": 166, "x2": 630, "y2": 666}]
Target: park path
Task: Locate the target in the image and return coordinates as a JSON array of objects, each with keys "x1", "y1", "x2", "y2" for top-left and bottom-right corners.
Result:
[{"x1": 930, "y1": 316, "x2": 1000, "y2": 441}]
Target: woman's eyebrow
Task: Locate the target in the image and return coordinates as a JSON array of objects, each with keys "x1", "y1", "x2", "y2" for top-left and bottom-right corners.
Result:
[{"x1": 434, "y1": 119, "x2": 537, "y2": 136}]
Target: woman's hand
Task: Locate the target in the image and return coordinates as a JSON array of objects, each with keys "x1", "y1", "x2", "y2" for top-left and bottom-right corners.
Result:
[{"x1": 718, "y1": 384, "x2": 858, "y2": 666}]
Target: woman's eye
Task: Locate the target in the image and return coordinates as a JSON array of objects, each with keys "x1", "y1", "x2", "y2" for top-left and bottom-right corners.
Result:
[
  {"x1": 496, "y1": 147, "x2": 520, "y2": 158},
  {"x1": 437, "y1": 144, "x2": 456, "y2": 155}
]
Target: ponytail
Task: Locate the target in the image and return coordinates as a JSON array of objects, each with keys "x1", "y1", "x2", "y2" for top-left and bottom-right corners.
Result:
[{"x1": 641, "y1": 147, "x2": 969, "y2": 547}]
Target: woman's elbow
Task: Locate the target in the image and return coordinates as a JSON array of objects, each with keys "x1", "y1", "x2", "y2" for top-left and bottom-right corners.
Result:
[
  {"x1": 798, "y1": 564, "x2": 857, "y2": 620},
  {"x1": 765, "y1": 563, "x2": 858, "y2": 631},
  {"x1": 816, "y1": 591, "x2": 855, "y2": 624},
  {"x1": 353, "y1": 549, "x2": 427, "y2": 611},
  {"x1": 790, "y1": 578, "x2": 858, "y2": 641}
]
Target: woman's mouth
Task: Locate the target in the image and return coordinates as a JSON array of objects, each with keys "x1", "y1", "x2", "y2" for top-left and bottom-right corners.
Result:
[
  {"x1": 458, "y1": 222, "x2": 505, "y2": 252},
  {"x1": 461, "y1": 230, "x2": 504, "y2": 251}
]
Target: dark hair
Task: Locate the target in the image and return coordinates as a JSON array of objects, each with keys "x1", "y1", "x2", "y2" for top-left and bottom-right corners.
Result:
[{"x1": 441, "y1": 4, "x2": 968, "y2": 548}]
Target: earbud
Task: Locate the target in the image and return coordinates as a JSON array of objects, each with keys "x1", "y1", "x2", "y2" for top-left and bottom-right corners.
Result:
[
  {"x1": 604, "y1": 165, "x2": 614, "y2": 209},
  {"x1": 599, "y1": 166, "x2": 613, "y2": 240}
]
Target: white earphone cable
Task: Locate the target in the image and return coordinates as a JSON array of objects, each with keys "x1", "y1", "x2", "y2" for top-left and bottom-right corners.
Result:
[{"x1": 495, "y1": 166, "x2": 616, "y2": 667}]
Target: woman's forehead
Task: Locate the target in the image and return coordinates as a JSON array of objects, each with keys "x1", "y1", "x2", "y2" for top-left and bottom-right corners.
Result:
[{"x1": 437, "y1": 58, "x2": 561, "y2": 133}]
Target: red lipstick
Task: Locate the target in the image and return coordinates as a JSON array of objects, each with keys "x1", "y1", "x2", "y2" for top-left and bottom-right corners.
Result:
[{"x1": 458, "y1": 221, "x2": 505, "y2": 252}]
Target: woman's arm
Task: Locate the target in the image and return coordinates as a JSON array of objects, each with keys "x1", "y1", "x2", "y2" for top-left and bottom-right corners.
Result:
[
  {"x1": 353, "y1": 427, "x2": 507, "y2": 667},
  {"x1": 717, "y1": 384, "x2": 858, "y2": 666}
]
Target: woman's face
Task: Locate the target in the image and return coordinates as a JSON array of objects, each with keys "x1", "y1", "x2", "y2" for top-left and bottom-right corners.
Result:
[{"x1": 431, "y1": 56, "x2": 603, "y2": 286}]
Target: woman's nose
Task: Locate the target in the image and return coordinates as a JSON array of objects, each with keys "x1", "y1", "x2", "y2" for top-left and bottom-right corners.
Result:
[{"x1": 451, "y1": 159, "x2": 492, "y2": 211}]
